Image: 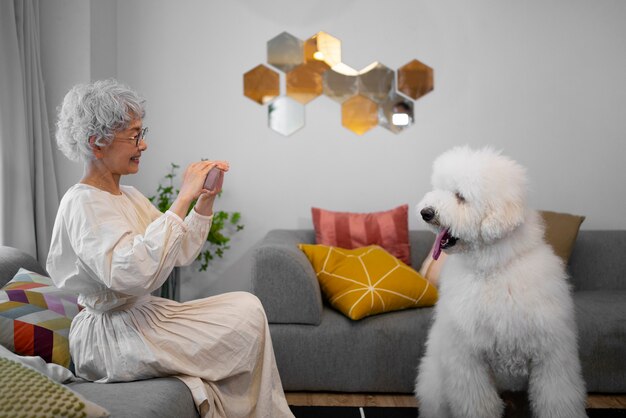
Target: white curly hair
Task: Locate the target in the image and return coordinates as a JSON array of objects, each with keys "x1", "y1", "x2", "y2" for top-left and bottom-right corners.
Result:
[{"x1": 55, "y1": 79, "x2": 146, "y2": 162}]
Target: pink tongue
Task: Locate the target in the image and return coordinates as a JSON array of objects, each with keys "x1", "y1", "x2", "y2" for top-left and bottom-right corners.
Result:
[{"x1": 432, "y1": 228, "x2": 448, "y2": 260}]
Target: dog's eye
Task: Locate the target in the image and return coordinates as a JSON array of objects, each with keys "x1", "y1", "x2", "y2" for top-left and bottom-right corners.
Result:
[{"x1": 455, "y1": 192, "x2": 466, "y2": 203}]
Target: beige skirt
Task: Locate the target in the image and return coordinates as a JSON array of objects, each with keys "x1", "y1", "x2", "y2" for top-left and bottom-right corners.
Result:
[{"x1": 69, "y1": 291, "x2": 294, "y2": 418}]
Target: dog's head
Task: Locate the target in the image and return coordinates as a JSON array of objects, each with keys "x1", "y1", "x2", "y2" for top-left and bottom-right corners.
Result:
[{"x1": 418, "y1": 146, "x2": 528, "y2": 259}]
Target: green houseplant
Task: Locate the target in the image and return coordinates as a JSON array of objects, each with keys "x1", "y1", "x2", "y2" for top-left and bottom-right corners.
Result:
[{"x1": 149, "y1": 163, "x2": 244, "y2": 299}]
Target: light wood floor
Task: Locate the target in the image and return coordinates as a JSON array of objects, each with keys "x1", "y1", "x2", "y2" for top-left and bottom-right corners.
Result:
[{"x1": 286, "y1": 392, "x2": 626, "y2": 409}]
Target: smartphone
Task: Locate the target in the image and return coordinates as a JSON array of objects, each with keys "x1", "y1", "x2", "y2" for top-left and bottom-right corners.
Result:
[{"x1": 203, "y1": 167, "x2": 224, "y2": 192}]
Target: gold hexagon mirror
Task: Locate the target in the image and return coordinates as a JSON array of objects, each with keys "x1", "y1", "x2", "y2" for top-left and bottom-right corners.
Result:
[
  {"x1": 243, "y1": 64, "x2": 280, "y2": 105},
  {"x1": 397, "y1": 59, "x2": 434, "y2": 100},
  {"x1": 286, "y1": 63, "x2": 324, "y2": 104},
  {"x1": 304, "y1": 32, "x2": 341, "y2": 70},
  {"x1": 342, "y1": 95, "x2": 379, "y2": 135}
]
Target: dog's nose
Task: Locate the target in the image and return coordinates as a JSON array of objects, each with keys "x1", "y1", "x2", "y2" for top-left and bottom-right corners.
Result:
[{"x1": 421, "y1": 207, "x2": 435, "y2": 222}]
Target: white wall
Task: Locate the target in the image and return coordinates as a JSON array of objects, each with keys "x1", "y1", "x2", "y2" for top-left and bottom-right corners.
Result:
[{"x1": 40, "y1": 0, "x2": 626, "y2": 299}]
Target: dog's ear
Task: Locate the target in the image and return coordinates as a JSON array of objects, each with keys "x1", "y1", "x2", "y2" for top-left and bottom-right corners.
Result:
[{"x1": 480, "y1": 201, "x2": 525, "y2": 243}]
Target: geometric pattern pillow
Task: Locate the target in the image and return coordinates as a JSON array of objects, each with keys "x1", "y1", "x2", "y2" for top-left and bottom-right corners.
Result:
[
  {"x1": 299, "y1": 244, "x2": 437, "y2": 320},
  {"x1": 311, "y1": 204, "x2": 412, "y2": 265},
  {"x1": 0, "y1": 268, "x2": 81, "y2": 368},
  {"x1": 0, "y1": 357, "x2": 109, "y2": 417}
]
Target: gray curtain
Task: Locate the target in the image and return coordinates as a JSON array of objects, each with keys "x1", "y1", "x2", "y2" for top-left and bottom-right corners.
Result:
[{"x1": 0, "y1": 0, "x2": 59, "y2": 262}]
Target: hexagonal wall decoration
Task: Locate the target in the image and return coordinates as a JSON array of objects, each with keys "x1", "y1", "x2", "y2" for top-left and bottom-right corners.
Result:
[
  {"x1": 287, "y1": 64, "x2": 324, "y2": 104},
  {"x1": 323, "y1": 66, "x2": 358, "y2": 103},
  {"x1": 358, "y1": 62, "x2": 395, "y2": 104},
  {"x1": 243, "y1": 64, "x2": 280, "y2": 105},
  {"x1": 397, "y1": 59, "x2": 434, "y2": 100},
  {"x1": 379, "y1": 93, "x2": 415, "y2": 134},
  {"x1": 304, "y1": 32, "x2": 341, "y2": 69},
  {"x1": 342, "y1": 95, "x2": 379, "y2": 136},
  {"x1": 267, "y1": 32, "x2": 304, "y2": 73},
  {"x1": 245, "y1": 32, "x2": 434, "y2": 136},
  {"x1": 268, "y1": 97, "x2": 305, "y2": 136}
]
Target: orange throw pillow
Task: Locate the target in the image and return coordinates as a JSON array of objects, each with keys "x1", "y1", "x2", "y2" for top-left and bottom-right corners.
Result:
[{"x1": 311, "y1": 204, "x2": 411, "y2": 265}]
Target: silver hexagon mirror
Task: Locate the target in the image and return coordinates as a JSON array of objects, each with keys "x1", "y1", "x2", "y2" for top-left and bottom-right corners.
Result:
[
  {"x1": 267, "y1": 32, "x2": 304, "y2": 73},
  {"x1": 323, "y1": 64, "x2": 359, "y2": 103},
  {"x1": 379, "y1": 93, "x2": 415, "y2": 134},
  {"x1": 358, "y1": 62, "x2": 395, "y2": 104},
  {"x1": 268, "y1": 97, "x2": 305, "y2": 136}
]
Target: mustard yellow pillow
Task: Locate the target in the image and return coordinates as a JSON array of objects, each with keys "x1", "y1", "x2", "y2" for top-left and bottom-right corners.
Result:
[
  {"x1": 299, "y1": 244, "x2": 438, "y2": 320},
  {"x1": 539, "y1": 210, "x2": 585, "y2": 263}
]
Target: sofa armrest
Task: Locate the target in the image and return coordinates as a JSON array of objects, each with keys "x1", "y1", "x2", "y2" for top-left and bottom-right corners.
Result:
[
  {"x1": 251, "y1": 230, "x2": 323, "y2": 325},
  {"x1": 0, "y1": 246, "x2": 48, "y2": 287}
]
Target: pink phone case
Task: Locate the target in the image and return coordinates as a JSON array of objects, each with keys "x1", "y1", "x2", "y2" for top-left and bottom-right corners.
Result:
[{"x1": 203, "y1": 167, "x2": 224, "y2": 192}]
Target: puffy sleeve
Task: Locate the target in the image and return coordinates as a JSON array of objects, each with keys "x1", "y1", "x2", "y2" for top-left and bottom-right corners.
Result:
[
  {"x1": 168, "y1": 208, "x2": 214, "y2": 266},
  {"x1": 58, "y1": 189, "x2": 212, "y2": 296},
  {"x1": 137, "y1": 189, "x2": 213, "y2": 266}
]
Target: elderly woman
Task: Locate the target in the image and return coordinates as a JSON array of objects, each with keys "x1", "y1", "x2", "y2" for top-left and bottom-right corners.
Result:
[{"x1": 46, "y1": 79, "x2": 294, "y2": 418}]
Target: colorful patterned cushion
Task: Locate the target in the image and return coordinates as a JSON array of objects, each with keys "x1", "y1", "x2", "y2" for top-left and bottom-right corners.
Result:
[
  {"x1": 299, "y1": 244, "x2": 438, "y2": 320},
  {"x1": 0, "y1": 357, "x2": 109, "y2": 417},
  {"x1": 311, "y1": 204, "x2": 412, "y2": 265},
  {"x1": 0, "y1": 268, "x2": 81, "y2": 368}
]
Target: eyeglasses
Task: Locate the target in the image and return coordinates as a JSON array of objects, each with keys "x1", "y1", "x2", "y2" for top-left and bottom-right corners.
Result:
[{"x1": 115, "y1": 127, "x2": 148, "y2": 147}]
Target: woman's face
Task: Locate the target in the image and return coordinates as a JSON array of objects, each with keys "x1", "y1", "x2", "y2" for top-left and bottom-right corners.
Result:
[{"x1": 98, "y1": 117, "x2": 147, "y2": 176}]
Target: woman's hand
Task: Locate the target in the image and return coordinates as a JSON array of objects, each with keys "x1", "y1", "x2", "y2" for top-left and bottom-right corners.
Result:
[
  {"x1": 194, "y1": 160, "x2": 229, "y2": 216},
  {"x1": 169, "y1": 160, "x2": 229, "y2": 219}
]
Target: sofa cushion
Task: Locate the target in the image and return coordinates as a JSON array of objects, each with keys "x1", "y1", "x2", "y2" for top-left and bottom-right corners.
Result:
[
  {"x1": 574, "y1": 290, "x2": 626, "y2": 392},
  {"x1": 270, "y1": 306, "x2": 435, "y2": 392},
  {"x1": 539, "y1": 210, "x2": 585, "y2": 264},
  {"x1": 0, "y1": 268, "x2": 81, "y2": 368},
  {"x1": 299, "y1": 244, "x2": 437, "y2": 320},
  {"x1": 0, "y1": 356, "x2": 109, "y2": 417},
  {"x1": 68, "y1": 378, "x2": 198, "y2": 418},
  {"x1": 312, "y1": 204, "x2": 411, "y2": 265}
]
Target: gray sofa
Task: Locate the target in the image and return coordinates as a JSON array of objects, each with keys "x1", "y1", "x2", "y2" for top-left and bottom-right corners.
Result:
[
  {"x1": 252, "y1": 229, "x2": 626, "y2": 394},
  {"x1": 0, "y1": 246, "x2": 198, "y2": 418}
]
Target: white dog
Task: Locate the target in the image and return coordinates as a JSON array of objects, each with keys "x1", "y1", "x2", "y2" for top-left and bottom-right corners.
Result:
[{"x1": 415, "y1": 146, "x2": 587, "y2": 418}]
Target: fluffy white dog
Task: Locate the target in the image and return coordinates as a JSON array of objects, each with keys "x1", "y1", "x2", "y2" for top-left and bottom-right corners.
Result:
[{"x1": 415, "y1": 146, "x2": 587, "y2": 418}]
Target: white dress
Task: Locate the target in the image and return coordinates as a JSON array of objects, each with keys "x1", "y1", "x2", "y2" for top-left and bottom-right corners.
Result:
[{"x1": 46, "y1": 184, "x2": 294, "y2": 418}]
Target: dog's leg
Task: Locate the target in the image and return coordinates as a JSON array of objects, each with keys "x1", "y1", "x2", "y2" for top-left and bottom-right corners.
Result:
[
  {"x1": 416, "y1": 322, "x2": 450, "y2": 418},
  {"x1": 445, "y1": 351, "x2": 504, "y2": 418},
  {"x1": 528, "y1": 345, "x2": 588, "y2": 418},
  {"x1": 416, "y1": 353, "x2": 449, "y2": 418}
]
